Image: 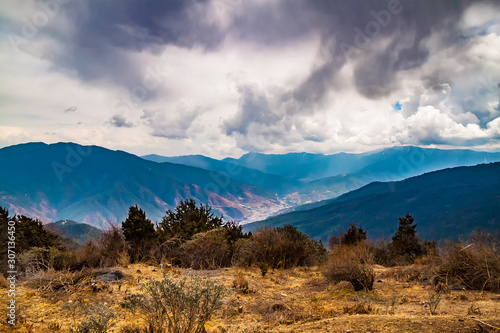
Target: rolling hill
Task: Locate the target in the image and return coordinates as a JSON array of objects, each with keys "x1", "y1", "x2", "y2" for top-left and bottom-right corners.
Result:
[
  {"x1": 46, "y1": 220, "x2": 103, "y2": 245},
  {"x1": 244, "y1": 162, "x2": 500, "y2": 243}
]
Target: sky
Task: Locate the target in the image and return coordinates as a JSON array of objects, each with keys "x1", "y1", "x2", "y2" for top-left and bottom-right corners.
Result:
[{"x1": 1, "y1": 0, "x2": 500, "y2": 159}]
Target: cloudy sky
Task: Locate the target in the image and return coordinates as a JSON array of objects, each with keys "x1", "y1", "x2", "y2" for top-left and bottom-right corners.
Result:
[{"x1": 1, "y1": 0, "x2": 499, "y2": 158}]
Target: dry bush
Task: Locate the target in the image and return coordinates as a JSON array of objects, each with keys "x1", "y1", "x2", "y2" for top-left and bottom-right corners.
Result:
[
  {"x1": 180, "y1": 228, "x2": 232, "y2": 269},
  {"x1": 122, "y1": 274, "x2": 226, "y2": 333},
  {"x1": 426, "y1": 292, "x2": 443, "y2": 315},
  {"x1": 437, "y1": 242, "x2": 500, "y2": 292},
  {"x1": 467, "y1": 303, "x2": 482, "y2": 316},
  {"x1": 234, "y1": 226, "x2": 325, "y2": 269},
  {"x1": 98, "y1": 224, "x2": 127, "y2": 266},
  {"x1": 18, "y1": 225, "x2": 127, "y2": 274},
  {"x1": 232, "y1": 271, "x2": 251, "y2": 294},
  {"x1": 323, "y1": 242, "x2": 375, "y2": 291}
]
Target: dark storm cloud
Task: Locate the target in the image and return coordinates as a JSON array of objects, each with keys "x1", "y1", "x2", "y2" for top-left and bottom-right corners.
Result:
[
  {"x1": 39, "y1": 0, "x2": 224, "y2": 88},
  {"x1": 222, "y1": 0, "x2": 499, "y2": 138},
  {"x1": 284, "y1": 0, "x2": 478, "y2": 101},
  {"x1": 224, "y1": 85, "x2": 278, "y2": 136},
  {"x1": 16, "y1": 0, "x2": 488, "y2": 100}
]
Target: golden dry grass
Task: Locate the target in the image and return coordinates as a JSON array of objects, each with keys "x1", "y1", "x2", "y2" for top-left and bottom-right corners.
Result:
[{"x1": 2, "y1": 264, "x2": 500, "y2": 332}]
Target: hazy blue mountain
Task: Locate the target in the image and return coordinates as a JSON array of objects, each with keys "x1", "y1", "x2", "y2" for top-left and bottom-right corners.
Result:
[
  {"x1": 46, "y1": 220, "x2": 103, "y2": 245},
  {"x1": 0, "y1": 143, "x2": 281, "y2": 228},
  {"x1": 141, "y1": 154, "x2": 298, "y2": 195},
  {"x1": 244, "y1": 162, "x2": 500, "y2": 243},
  {"x1": 226, "y1": 146, "x2": 500, "y2": 182},
  {"x1": 2, "y1": 143, "x2": 500, "y2": 230}
]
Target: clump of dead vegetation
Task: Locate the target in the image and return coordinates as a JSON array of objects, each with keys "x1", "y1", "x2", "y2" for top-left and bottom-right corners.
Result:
[
  {"x1": 323, "y1": 242, "x2": 376, "y2": 291},
  {"x1": 437, "y1": 241, "x2": 500, "y2": 292}
]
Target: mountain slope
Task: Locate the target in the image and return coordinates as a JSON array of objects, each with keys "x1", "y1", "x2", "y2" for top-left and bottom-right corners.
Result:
[
  {"x1": 146, "y1": 147, "x2": 500, "y2": 207},
  {"x1": 0, "y1": 143, "x2": 281, "y2": 227},
  {"x1": 141, "y1": 154, "x2": 298, "y2": 195},
  {"x1": 245, "y1": 162, "x2": 500, "y2": 243}
]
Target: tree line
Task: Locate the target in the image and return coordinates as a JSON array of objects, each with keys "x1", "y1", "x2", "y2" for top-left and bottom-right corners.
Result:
[{"x1": 1, "y1": 201, "x2": 498, "y2": 293}]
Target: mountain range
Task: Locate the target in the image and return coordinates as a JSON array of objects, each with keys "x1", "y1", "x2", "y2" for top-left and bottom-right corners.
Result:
[
  {"x1": 1, "y1": 142, "x2": 499, "y2": 236},
  {"x1": 245, "y1": 162, "x2": 500, "y2": 243}
]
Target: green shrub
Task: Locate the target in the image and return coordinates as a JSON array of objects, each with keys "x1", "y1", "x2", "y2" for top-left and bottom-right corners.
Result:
[{"x1": 73, "y1": 304, "x2": 117, "y2": 333}]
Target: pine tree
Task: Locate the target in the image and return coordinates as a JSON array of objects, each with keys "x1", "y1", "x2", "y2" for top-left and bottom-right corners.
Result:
[
  {"x1": 341, "y1": 223, "x2": 367, "y2": 246},
  {"x1": 389, "y1": 214, "x2": 424, "y2": 263},
  {"x1": 122, "y1": 205, "x2": 156, "y2": 263},
  {"x1": 158, "y1": 199, "x2": 224, "y2": 242}
]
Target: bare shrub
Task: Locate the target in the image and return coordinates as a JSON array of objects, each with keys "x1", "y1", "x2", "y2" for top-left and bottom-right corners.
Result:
[
  {"x1": 232, "y1": 271, "x2": 250, "y2": 294},
  {"x1": 98, "y1": 224, "x2": 127, "y2": 266},
  {"x1": 323, "y1": 243, "x2": 375, "y2": 291},
  {"x1": 122, "y1": 274, "x2": 226, "y2": 332},
  {"x1": 437, "y1": 242, "x2": 500, "y2": 292},
  {"x1": 467, "y1": 303, "x2": 482, "y2": 316},
  {"x1": 425, "y1": 291, "x2": 444, "y2": 315},
  {"x1": 25, "y1": 267, "x2": 124, "y2": 293}
]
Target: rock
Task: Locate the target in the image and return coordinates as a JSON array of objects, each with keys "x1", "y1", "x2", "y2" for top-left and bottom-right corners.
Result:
[{"x1": 95, "y1": 271, "x2": 124, "y2": 282}]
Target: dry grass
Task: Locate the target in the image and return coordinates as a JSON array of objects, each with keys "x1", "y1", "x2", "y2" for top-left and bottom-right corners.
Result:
[
  {"x1": 3, "y1": 263, "x2": 500, "y2": 332},
  {"x1": 0, "y1": 273, "x2": 8, "y2": 289}
]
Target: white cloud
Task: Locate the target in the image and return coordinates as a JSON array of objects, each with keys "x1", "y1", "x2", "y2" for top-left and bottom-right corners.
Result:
[{"x1": 0, "y1": 0, "x2": 499, "y2": 158}]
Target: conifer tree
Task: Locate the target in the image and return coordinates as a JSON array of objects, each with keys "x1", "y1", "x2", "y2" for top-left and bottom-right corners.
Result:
[
  {"x1": 122, "y1": 205, "x2": 156, "y2": 262},
  {"x1": 158, "y1": 199, "x2": 224, "y2": 242},
  {"x1": 389, "y1": 214, "x2": 424, "y2": 263}
]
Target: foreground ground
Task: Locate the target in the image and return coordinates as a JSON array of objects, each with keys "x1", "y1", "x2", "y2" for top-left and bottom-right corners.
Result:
[{"x1": 2, "y1": 263, "x2": 500, "y2": 332}]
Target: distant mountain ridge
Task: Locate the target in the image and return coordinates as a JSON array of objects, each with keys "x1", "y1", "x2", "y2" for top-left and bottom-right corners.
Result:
[
  {"x1": 0, "y1": 142, "x2": 282, "y2": 227},
  {"x1": 1, "y1": 142, "x2": 500, "y2": 230},
  {"x1": 46, "y1": 220, "x2": 103, "y2": 245},
  {"x1": 244, "y1": 162, "x2": 500, "y2": 243},
  {"x1": 146, "y1": 146, "x2": 500, "y2": 205}
]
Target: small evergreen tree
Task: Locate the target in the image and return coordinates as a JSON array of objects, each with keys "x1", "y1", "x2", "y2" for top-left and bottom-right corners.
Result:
[
  {"x1": 158, "y1": 199, "x2": 224, "y2": 242},
  {"x1": 388, "y1": 214, "x2": 424, "y2": 264},
  {"x1": 122, "y1": 205, "x2": 156, "y2": 263},
  {"x1": 15, "y1": 215, "x2": 60, "y2": 251},
  {"x1": 341, "y1": 223, "x2": 367, "y2": 246},
  {"x1": 1, "y1": 208, "x2": 61, "y2": 272}
]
